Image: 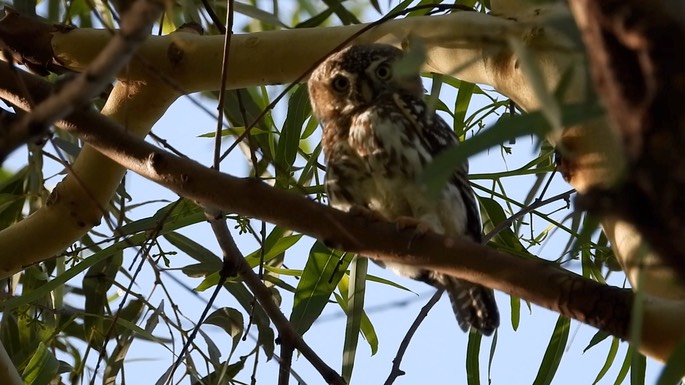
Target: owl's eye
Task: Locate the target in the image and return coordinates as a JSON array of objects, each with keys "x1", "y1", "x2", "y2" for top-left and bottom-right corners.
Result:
[
  {"x1": 374, "y1": 63, "x2": 392, "y2": 80},
  {"x1": 331, "y1": 75, "x2": 350, "y2": 93}
]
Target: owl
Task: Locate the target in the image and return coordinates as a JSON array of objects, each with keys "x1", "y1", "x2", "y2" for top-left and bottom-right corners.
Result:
[{"x1": 308, "y1": 43, "x2": 499, "y2": 335}]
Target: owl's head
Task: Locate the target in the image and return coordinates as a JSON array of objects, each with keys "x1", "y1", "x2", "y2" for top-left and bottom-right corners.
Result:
[{"x1": 308, "y1": 44, "x2": 423, "y2": 125}]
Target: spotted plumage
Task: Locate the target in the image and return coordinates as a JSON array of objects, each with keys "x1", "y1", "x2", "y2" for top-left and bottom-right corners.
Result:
[{"x1": 308, "y1": 43, "x2": 499, "y2": 335}]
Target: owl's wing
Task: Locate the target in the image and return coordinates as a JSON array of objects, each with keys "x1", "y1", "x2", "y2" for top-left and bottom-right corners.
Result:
[
  {"x1": 419, "y1": 109, "x2": 483, "y2": 243},
  {"x1": 324, "y1": 146, "x2": 375, "y2": 213}
]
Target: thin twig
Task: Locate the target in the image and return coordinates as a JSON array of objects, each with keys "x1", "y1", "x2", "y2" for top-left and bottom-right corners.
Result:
[
  {"x1": 203, "y1": 207, "x2": 345, "y2": 385},
  {"x1": 0, "y1": 0, "x2": 163, "y2": 162},
  {"x1": 482, "y1": 189, "x2": 574, "y2": 243},
  {"x1": 212, "y1": 0, "x2": 235, "y2": 170},
  {"x1": 278, "y1": 338, "x2": 294, "y2": 385},
  {"x1": 383, "y1": 290, "x2": 443, "y2": 385}
]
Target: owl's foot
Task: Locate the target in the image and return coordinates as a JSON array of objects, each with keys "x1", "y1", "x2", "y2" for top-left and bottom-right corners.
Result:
[
  {"x1": 348, "y1": 205, "x2": 387, "y2": 223},
  {"x1": 394, "y1": 216, "x2": 434, "y2": 236}
]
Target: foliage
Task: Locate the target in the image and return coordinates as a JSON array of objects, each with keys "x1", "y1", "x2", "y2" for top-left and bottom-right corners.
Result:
[{"x1": 0, "y1": 0, "x2": 649, "y2": 384}]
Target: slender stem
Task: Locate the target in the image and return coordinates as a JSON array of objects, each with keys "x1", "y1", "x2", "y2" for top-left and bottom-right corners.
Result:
[
  {"x1": 383, "y1": 290, "x2": 443, "y2": 385},
  {"x1": 204, "y1": 207, "x2": 345, "y2": 385},
  {"x1": 483, "y1": 189, "x2": 574, "y2": 243}
]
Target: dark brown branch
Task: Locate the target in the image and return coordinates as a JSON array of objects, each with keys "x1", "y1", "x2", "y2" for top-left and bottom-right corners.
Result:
[
  {"x1": 0, "y1": 62, "x2": 633, "y2": 341},
  {"x1": 203, "y1": 207, "x2": 344, "y2": 385},
  {"x1": 0, "y1": 1, "x2": 163, "y2": 163},
  {"x1": 569, "y1": 0, "x2": 685, "y2": 280}
]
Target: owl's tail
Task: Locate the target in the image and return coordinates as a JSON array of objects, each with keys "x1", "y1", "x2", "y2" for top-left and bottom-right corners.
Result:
[{"x1": 443, "y1": 275, "x2": 500, "y2": 336}]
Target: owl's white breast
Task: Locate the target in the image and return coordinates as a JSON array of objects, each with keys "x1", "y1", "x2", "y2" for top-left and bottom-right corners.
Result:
[{"x1": 345, "y1": 107, "x2": 469, "y2": 237}]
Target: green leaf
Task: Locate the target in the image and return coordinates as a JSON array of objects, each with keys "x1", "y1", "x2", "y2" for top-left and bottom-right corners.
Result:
[
  {"x1": 332, "y1": 289, "x2": 378, "y2": 356},
  {"x1": 290, "y1": 242, "x2": 350, "y2": 335},
  {"x1": 359, "y1": 309, "x2": 378, "y2": 356},
  {"x1": 197, "y1": 126, "x2": 273, "y2": 138},
  {"x1": 421, "y1": 103, "x2": 604, "y2": 197},
  {"x1": 166, "y1": 232, "x2": 222, "y2": 277},
  {"x1": 532, "y1": 315, "x2": 570, "y2": 385},
  {"x1": 342, "y1": 257, "x2": 367, "y2": 382},
  {"x1": 198, "y1": 329, "x2": 222, "y2": 366},
  {"x1": 204, "y1": 308, "x2": 244, "y2": 355},
  {"x1": 657, "y1": 336, "x2": 685, "y2": 385},
  {"x1": 466, "y1": 330, "x2": 482, "y2": 385},
  {"x1": 480, "y1": 196, "x2": 535, "y2": 259},
  {"x1": 276, "y1": 85, "x2": 310, "y2": 187},
  {"x1": 365, "y1": 274, "x2": 413, "y2": 292},
  {"x1": 454, "y1": 81, "x2": 476, "y2": 134},
  {"x1": 614, "y1": 345, "x2": 633, "y2": 385},
  {"x1": 295, "y1": 7, "x2": 335, "y2": 28},
  {"x1": 510, "y1": 295, "x2": 521, "y2": 331},
  {"x1": 583, "y1": 329, "x2": 610, "y2": 353},
  {"x1": 120, "y1": 199, "x2": 204, "y2": 235},
  {"x1": 488, "y1": 331, "x2": 498, "y2": 382},
  {"x1": 244, "y1": 227, "x2": 301, "y2": 267},
  {"x1": 631, "y1": 351, "x2": 646, "y2": 385},
  {"x1": 223, "y1": 282, "x2": 275, "y2": 359},
  {"x1": 83, "y1": 250, "x2": 123, "y2": 348},
  {"x1": 22, "y1": 342, "x2": 59, "y2": 385},
  {"x1": 190, "y1": 357, "x2": 247, "y2": 385},
  {"x1": 593, "y1": 337, "x2": 619, "y2": 384}
]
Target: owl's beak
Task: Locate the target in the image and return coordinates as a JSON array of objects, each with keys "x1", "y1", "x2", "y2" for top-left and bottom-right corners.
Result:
[{"x1": 359, "y1": 80, "x2": 375, "y2": 103}]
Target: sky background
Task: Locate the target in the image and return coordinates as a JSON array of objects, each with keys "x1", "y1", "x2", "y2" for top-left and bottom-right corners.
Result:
[{"x1": 6, "y1": 1, "x2": 668, "y2": 384}]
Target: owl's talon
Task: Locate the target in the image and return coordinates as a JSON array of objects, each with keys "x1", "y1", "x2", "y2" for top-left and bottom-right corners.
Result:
[
  {"x1": 348, "y1": 205, "x2": 387, "y2": 223},
  {"x1": 394, "y1": 216, "x2": 433, "y2": 236}
]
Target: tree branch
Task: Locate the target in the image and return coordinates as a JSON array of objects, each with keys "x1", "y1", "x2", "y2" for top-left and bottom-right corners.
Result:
[
  {"x1": 383, "y1": 290, "x2": 443, "y2": 385},
  {"x1": 0, "y1": 61, "x2": 658, "y2": 356},
  {"x1": 0, "y1": 0, "x2": 163, "y2": 162},
  {"x1": 203, "y1": 207, "x2": 344, "y2": 385},
  {"x1": 2, "y1": 3, "x2": 685, "y2": 363}
]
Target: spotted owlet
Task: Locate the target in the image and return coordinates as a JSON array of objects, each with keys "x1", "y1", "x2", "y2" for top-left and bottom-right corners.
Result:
[{"x1": 307, "y1": 43, "x2": 499, "y2": 335}]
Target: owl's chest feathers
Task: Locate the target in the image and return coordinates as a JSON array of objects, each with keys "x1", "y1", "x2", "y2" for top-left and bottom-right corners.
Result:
[
  {"x1": 347, "y1": 108, "x2": 430, "y2": 178},
  {"x1": 333, "y1": 107, "x2": 438, "y2": 218}
]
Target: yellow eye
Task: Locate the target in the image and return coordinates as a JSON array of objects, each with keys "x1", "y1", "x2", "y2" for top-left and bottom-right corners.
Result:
[
  {"x1": 331, "y1": 75, "x2": 350, "y2": 93},
  {"x1": 375, "y1": 63, "x2": 392, "y2": 80}
]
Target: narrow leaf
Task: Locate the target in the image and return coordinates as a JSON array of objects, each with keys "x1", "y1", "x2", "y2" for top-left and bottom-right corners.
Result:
[
  {"x1": 532, "y1": 315, "x2": 570, "y2": 385},
  {"x1": 593, "y1": 337, "x2": 619, "y2": 384},
  {"x1": 22, "y1": 342, "x2": 59, "y2": 385},
  {"x1": 342, "y1": 257, "x2": 368, "y2": 382},
  {"x1": 466, "y1": 330, "x2": 482, "y2": 385},
  {"x1": 290, "y1": 242, "x2": 350, "y2": 336},
  {"x1": 613, "y1": 345, "x2": 633, "y2": 385},
  {"x1": 510, "y1": 295, "x2": 521, "y2": 331},
  {"x1": 630, "y1": 351, "x2": 646, "y2": 385},
  {"x1": 204, "y1": 307, "x2": 244, "y2": 355},
  {"x1": 421, "y1": 103, "x2": 604, "y2": 197},
  {"x1": 584, "y1": 330, "x2": 610, "y2": 353}
]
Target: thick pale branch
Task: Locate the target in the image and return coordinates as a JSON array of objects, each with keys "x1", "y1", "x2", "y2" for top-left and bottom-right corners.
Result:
[
  {"x1": 0, "y1": 78, "x2": 179, "y2": 273},
  {"x1": 49, "y1": 8, "x2": 580, "y2": 109}
]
